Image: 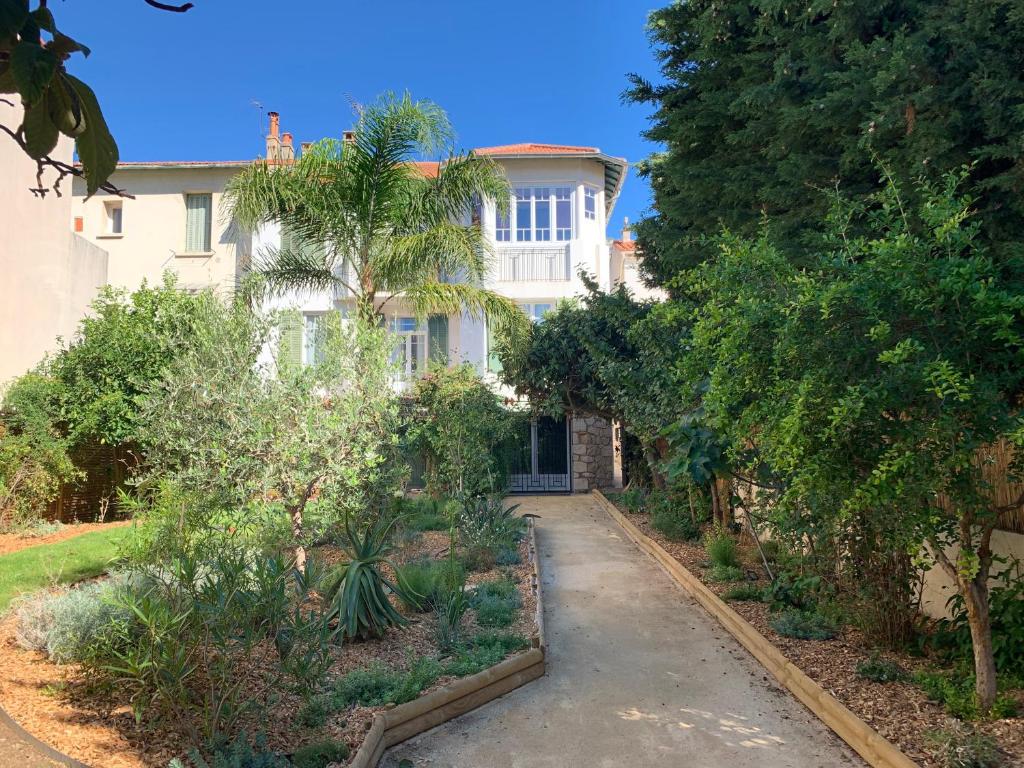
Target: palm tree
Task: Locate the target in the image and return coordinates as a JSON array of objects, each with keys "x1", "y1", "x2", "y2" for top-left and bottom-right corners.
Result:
[{"x1": 224, "y1": 92, "x2": 528, "y2": 349}]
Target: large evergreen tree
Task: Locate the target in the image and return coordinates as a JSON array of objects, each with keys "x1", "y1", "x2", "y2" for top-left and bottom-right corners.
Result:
[{"x1": 629, "y1": 1, "x2": 1024, "y2": 286}]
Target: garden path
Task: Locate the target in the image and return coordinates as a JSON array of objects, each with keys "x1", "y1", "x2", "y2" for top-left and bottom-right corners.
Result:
[{"x1": 382, "y1": 493, "x2": 863, "y2": 768}]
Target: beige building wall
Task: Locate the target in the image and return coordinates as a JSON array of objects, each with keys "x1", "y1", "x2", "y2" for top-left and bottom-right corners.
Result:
[
  {"x1": 71, "y1": 165, "x2": 250, "y2": 293},
  {"x1": 921, "y1": 530, "x2": 1024, "y2": 619},
  {"x1": 0, "y1": 102, "x2": 108, "y2": 386}
]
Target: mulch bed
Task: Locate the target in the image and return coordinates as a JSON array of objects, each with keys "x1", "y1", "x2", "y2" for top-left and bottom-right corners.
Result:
[
  {"x1": 608, "y1": 497, "x2": 1023, "y2": 768},
  {"x1": 0, "y1": 530, "x2": 538, "y2": 767},
  {"x1": 0, "y1": 521, "x2": 132, "y2": 558}
]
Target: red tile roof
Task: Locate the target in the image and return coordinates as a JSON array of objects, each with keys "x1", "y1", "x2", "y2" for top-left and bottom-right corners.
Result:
[
  {"x1": 409, "y1": 160, "x2": 441, "y2": 178},
  {"x1": 473, "y1": 143, "x2": 600, "y2": 156},
  {"x1": 612, "y1": 239, "x2": 637, "y2": 253}
]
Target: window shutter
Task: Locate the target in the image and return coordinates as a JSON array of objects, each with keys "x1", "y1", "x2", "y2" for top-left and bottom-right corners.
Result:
[
  {"x1": 486, "y1": 321, "x2": 502, "y2": 374},
  {"x1": 279, "y1": 311, "x2": 303, "y2": 369},
  {"x1": 428, "y1": 315, "x2": 448, "y2": 365},
  {"x1": 185, "y1": 193, "x2": 212, "y2": 252}
]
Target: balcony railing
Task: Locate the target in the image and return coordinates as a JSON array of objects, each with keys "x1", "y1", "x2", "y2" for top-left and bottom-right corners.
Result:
[{"x1": 496, "y1": 246, "x2": 570, "y2": 282}]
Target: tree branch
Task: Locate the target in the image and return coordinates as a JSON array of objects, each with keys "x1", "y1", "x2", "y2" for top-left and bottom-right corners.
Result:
[{"x1": 143, "y1": 0, "x2": 195, "y2": 11}]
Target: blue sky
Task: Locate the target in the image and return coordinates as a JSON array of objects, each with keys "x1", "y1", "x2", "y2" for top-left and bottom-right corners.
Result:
[{"x1": 58, "y1": 0, "x2": 661, "y2": 238}]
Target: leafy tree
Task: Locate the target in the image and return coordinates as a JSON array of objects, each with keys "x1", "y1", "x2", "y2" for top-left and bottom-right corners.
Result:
[
  {"x1": 406, "y1": 364, "x2": 519, "y2": 498},
  {"x1": 136, "y1": 295, "x2": 403, "y2": 571},
  {"x1": 687, "y1": 172, "x2": 1024, "y2": 709},
  {"x1": 628, "y1": 0, "x2": 1024, "y2": 285},
  {"x1": 0, "y1": 0, "x2": 195, "y2": 196},
  {"x1": 223, "y1": 92, "x2": 529, "y2": 349}
]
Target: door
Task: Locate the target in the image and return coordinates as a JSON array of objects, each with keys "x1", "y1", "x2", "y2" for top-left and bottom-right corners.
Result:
[{"x1": 507, "y1": 415, "x2": 571, "y2": 493}]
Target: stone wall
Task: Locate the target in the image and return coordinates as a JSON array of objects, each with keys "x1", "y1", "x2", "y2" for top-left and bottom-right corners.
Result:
[{"x1": 571, "y1": 415, "x2": 614, "y2": 492}]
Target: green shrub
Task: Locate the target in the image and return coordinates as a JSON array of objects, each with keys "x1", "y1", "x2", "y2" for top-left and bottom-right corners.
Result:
[
  {"x1": 765, "y1": 570, "x2": 823, "y2": 611},
  {"x1": 649, "y1": 493, "x2": 700, "y2": 541},
  {"x1": 295, "y1": 696, "x2": 329, "y2": 728},
  {"x1": 291, "y1": 740, "x2": 350, "y2": 768},
  {"x1": 471, "y1": 577, "x2": 521, "y2": 628},
  {"x1": 395, "y1": 558, "x2": 450, "y2": 612},
  {"x1": 458, "y1": 495, "x2": 525, "y2": 551},
  {"x1": 434, "y1": 582, "x2": 469, "y2": 651},
  {"x1": 168, "y1": 732, "x2": 290, "y2": 768},
  {"x1": 19, "y1": 519, "x2": 64, "y2": 538},
  {"x1": 443, "y1": 631, "x2": 531, "y2": 677},
  {"x1": 758, "y1": 539, "x2": 782, "y2": 564},
  {"x1": 924, "y1": 722, "x2": 1003, "y2": 768},
  {"x1": 703, "y1": 525, "x2": 739, "y2": 568},
  {"x1": 856, "y1": 654, "x2": 907, "y2": 683},
  {"x1": 620, "y1": 486, "x2": 647, "y2": 514},
  {"x1": 461, "y1": 544, "x2": 497, "y2": 573},
  {"x1": 14, "y1": 574, "x2": 133, "y2": 663},
  {"x1": 769, "y1": 609, "x2": 839, "y2": 640},
  {"x1": 913, "y1": 670, "x2": 1018, "y2": 720},
  {"x1": 722, "y1": 584, "x2": 764, "y2": 602},
  {"x1": 495, "y1": 546, "x2": 521, "y2": 566},
  {"x1": 402, "y1": 496, "x2": 451, "y2": 532},
  {"x1": 707, "y1": 564, "x2": 745, "y2": 583},
  {"x1": 331, "y1": 656, "x2": 442, "y2": 708}
]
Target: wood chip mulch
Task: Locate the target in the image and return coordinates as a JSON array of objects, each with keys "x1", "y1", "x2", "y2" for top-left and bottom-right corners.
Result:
[
  {"x1": 614, "y1": 503, "x2": 1024, "y2": 768},
  {"x1": 0, "y1": 531, "x2": 538, "y2": 767},
  {"x1": 0, "y1": 521, "x2": 132, "y2": 557}
]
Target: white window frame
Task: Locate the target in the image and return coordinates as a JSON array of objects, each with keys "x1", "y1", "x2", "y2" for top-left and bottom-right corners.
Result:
[
  {"x1": 183, "y1": 192, "x2": 213, "y2": 254},
  {"x1": 518, "y1": 302, "x2": 554, "y2": 323},
  {"x1": 584, "y1": 186, "x2": 597, "y2": 221},
  {"x1": 497, "y1": 185, "x2": 575, "y2": 244},
  {"x1": 303, "y1": 312, "x2": 326, "y2": 365},
  {"x1": 103, "y1": 200, "x2": 123, "y2": 235},
  {"x1": 390, "y1": 317, "x2": 427, "y2": 377}
]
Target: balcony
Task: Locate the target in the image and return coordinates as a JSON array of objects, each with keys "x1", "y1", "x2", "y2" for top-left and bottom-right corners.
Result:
[{"x1": 496, "y1": 246, "x2": 570, "y2": 282}]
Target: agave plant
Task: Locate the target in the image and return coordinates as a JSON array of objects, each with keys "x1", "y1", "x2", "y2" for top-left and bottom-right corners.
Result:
[{"x1": 325, "y1": 516, "x2": 413, "y2": 641}]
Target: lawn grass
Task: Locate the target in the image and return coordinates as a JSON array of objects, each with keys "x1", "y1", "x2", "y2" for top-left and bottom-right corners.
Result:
[{"x1": 0, "y1": 527, "x2": 129, "y2": 611}]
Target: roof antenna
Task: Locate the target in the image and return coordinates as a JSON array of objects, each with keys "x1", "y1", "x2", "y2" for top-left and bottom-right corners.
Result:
[{"x1": 251, "y1": 100, "x2": 265, "y2": 154}]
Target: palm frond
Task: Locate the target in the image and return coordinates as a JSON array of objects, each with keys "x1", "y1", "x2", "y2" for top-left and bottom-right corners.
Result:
[
  {"x1": 399, "y1": 282, "x2": 531, "y2": 355},
  {"x1": 254, "y1": 244, "x2": 341, "y2": 297}
]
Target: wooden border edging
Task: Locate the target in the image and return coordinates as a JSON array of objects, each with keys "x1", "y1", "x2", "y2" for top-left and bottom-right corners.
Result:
[
  {"x1": 0, "y1": 702, "x2": 91, "y2": 767},
  {"x1": 350, "y1": 518, "x2": 548, "y2": 767},
  {"x1": 593, "y1": 490, "x2": 919, "y2": 768}
]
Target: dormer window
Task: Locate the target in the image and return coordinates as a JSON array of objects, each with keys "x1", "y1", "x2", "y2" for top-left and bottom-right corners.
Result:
[{"x1": 584, "y1": 186, "x2": 597, "y2": 221}]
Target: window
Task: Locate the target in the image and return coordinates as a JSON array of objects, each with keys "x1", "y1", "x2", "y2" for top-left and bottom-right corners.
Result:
[
  {"x1": 501, "y1": 187, "x2": 574, "y2": 243},
  {"x1": 304, "y1": 314, "x2": 325, "y2": 365},
  {"x1": 104, "y1": 201, "x2": 123, "y2": 234},
  {"x1": 519, "y1": 302, "x2": 553, "y2": 323},
  {"x1": 584, "y1": 186, "x2": 597, "y2": 221},
  {"x1": 185, "y1": 193, "x2": 212, "y2": 252},
  {"x1": 555, "y1": 187, "x2": 572, "y2": 240},
  {"x1": 515, "y1": 188, "x2": 532, "y2": 241},
  {"x1": 390, "y1": 317, "x2": 427, "y2": 377}
]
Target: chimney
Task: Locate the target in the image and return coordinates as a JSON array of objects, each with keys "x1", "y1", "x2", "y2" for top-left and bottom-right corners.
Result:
[
  {"x1": 265, "y1": 111, "x2": 281, "y2": 161},
  {"x1": 621, "y1": 216, "x2": 632, "y2": 243},
  {"x1": 300, "y1": 141, "x2": 312, "y2": 155},
  {"x1": 342, "y1": 129, "x2": 356, "y2": 144},
  {"x1": 281, "y1": 131, "x2": 294, "y2": 162}
]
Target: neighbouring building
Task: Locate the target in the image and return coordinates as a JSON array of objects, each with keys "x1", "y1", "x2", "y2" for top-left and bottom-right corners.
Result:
[
  {"x1": 70, "y1": 113, "x2": 652, "y2": 493},
  {"x1": 1, "y1": 101, "x2": 108, "y2": 386}
]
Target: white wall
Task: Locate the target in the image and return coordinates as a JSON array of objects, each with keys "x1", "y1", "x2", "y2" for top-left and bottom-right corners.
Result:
[
  {"x1": 0, "y1": 102, "x2": 108, "y2": 385},
  {"x1": 72, "y1": 167, "x2": 249, "y2": 294}
]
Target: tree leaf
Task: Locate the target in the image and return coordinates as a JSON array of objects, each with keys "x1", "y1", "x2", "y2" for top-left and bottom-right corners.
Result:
[
  {"x1": 10, "y1": 41, "x2": 57, "y2": 106},
  {"x1": 21, "y1": 95, "x2": 58, "y2": 158},
  {"x1": 64, "y1": 74, "x2": 117, "y2": 195},
  {"x1": 47, "y1": 74, "x2": 86, "y2": 136},
  {"x1": 30, "y1": 5, "x2": 54, "y2": 32},
  {"x1": 0, "y1": 64, "x2": 16, "y2": 94},
  {"x1": 48, "y1": 32, "x2": 91, "y2": 58},
  {"x1": 0, "y1": 0, "x2": 28, "y2": 40}
]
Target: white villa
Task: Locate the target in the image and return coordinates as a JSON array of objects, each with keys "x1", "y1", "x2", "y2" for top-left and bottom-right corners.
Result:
[{"x1": 70, "y1": 113, "x2": 653, "y2": 493}]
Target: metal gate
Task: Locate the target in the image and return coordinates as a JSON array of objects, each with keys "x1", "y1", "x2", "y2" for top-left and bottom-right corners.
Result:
[{"x1": 506, "y1": 415, "x2": 571, "y2": 493}]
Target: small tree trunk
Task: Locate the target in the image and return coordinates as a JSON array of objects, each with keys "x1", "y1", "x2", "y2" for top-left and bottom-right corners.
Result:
[
  {"x1": 290, "y1": 505, "x2": 307, "y2": 574},
  {"x1": 645, "y1": 446, "x2": 666, "y2": 490},
  {"x1": 963, "y1": 578, "x2": 997, "y2": 711},
  {"x1": 710, "y1": 479, "x2": 722, "y2": 527}
]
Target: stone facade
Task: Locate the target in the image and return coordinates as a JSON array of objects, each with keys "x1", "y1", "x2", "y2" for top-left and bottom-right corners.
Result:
[{"x1": 571, "y1": 415, "x2": 615, "y2": 492}]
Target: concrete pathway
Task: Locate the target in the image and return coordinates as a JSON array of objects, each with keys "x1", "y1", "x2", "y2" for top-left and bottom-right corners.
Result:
[{"x1": 382, "y1": 494, "x2": 862, "y2": 768}]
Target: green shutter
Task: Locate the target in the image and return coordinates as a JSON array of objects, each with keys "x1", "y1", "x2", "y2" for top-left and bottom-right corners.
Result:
[
  {"x1": 428, "y1": 315, "x2": 449, "y2": 366},
  {"x1": 279, "y1": 311, "x2": 303, "y2": 369},
  {"x1": 185, "y1": 193, "x2": 212, "y2": 252},
  {"x1": 487, "y1": 321, "x2": 502, "y2": 374}
]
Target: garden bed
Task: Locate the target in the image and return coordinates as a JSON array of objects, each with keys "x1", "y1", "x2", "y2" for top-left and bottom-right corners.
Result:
[
  {"x1": 0, "y1": 520, "x2": 131, "y2": 557},
  {"x1": 0, "y1": 525, "x2": 539, "y2": 767},
  {"x1": 600, "y1": 491, "x2": 1023, "y2": 768}
]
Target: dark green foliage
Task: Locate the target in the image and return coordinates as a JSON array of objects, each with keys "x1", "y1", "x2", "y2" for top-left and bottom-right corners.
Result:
[
  {"x1": 856, "y1": 654, "x2": 907, "y2": 683},
  {"x1": 395, "y1": 557, "x2": 454, "y2": 612},
  {"x1": 400, "y1": 496, "x2": 450, "y2": 532},
  {"x1": 924, "y1": 722, "x2": 1004, "y2": 768},
  {"x1": 932, "y1": 566, "x2": 1024, "y2": 678},
  {"x1": 295, "y1": 696, "x2": 329, "y2": 728},
  {"x1": 471, "y1": 577, "x2": 521, "y2": 628},
  {"x1": 167, "y1": 732, "x2": 289, "y2": 768},
  {"x1": 722, "y1": 584, "x2": 764, "y2": 602},
  {"x1": 765, "y1": 572, "x2": 824, "y2": 612},
  {"x1": 458, "y1": 495, "x2": 525, "y2": 551},
  {"x1": 442, "y1": 631, "x2": 531, "y2": 677},
  {"x1": 648, "y1": 492, "x2": 700, "y2": 542},
  {"x1": 434, "y1": 582, "x2": 469, "y2": 651},
  {"x1": 913, "y1": 670, "x2": 1018, "y2": 721},
  {"x1": 460, "y1": 544, "x2": 497, "y2": 573},
  {"x1": 331, "y1": 656, "x2": 442, "y2": 708},
  {"x1": 494, "y1": 546, "x2": 521, "y2": 566},
  {"x1": 769, "y1": 609, "x2": 839, "y2": 641},
  {"x1": 326, "y1": 517, "x2": 410, "y2": 640},
  {"x1": 291, "y1": 740, "x2": 350, "y2": 768},
  {"x1": 628, "y1": 0, "x2": 1024, "y2": 283},
  {"x1": 703, "y1": 526, "x2": 739, "y2": 568},
  {"x1": 707, "y1": 564, "x2": 745, "y2": 583},
  {"x1": 619, "y1": 487, "x2": 647, "y2": 514}
]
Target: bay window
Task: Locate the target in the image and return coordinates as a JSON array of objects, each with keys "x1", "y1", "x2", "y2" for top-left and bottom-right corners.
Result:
[
  {"x1": 499, "y1": 187, "x2": 575, "y2": 243},
  {"x1": 584, "y1": 186, "x2": 597, "y2": 221}
]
